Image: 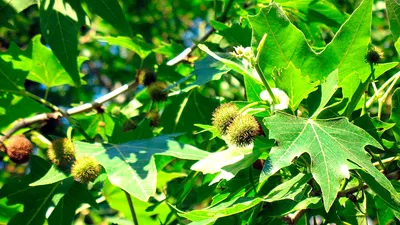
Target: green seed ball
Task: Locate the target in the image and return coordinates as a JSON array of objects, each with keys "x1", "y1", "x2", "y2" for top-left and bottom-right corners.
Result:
[
  {"x1": 365, "y1": 47, "x2": 384, "y2": 64},
  {"x1": 212, "y1": 103, "x2": 239, "y2": 136},
  {"x1": 47, "y1": 138, "x2": 76, "y2": 166},
  {"x1": 148, "y1": 81, "x2": 168, "y2": 102},
  {"x1": 71, "y1": 156, "x2": 101, "y2": 184},
  {"x1": 227, "y1": 114, "x2": 260, "y2": 147}
]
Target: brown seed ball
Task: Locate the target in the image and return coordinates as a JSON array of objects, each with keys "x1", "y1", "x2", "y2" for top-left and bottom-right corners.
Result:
[
  {"x1": 212, "y1": 103, "x2": 239, "y2": 136},
  {"x1": 6, "y1": 135, "x2": 33, "y2": 164},
  {"x1": 47, "y1": 138, "x2": 76, "y2": 166},
  {"x1": 226, "y1": 114, "x2": 260, "y2": 147},
  {"x1": 148, "y1": 81, "x2": 168, "y2": 102},
  {"x1": 71, "y1": 156, "x2": 101, "y2": 184}
]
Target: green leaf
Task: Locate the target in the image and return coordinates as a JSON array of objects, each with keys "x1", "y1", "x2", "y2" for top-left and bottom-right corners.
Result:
[
  {"x1": 0, "y1": 42, "x2": 31, "y2": 92},
  {"x1": 261, "y1": 112, "x2": 400, "y2": 211},
  {"x1": 153, "y1": 41, "x2": 185, "y2": 59},
  {"x1": 86, "y1": 0, "x2": 133, "y2": 37},
  {"x1": 0, "y1": 156, "x2": 60, "y2": 225},
  {"x1": 103, "y1": 180, "x2": 173, "y2": 224},
  {"x1": 264, "y1": 173, "x2": 312, "y2": 202},
  {"x1": 178, "y1": 196, "x2": 263, "y2": 222},
  {"x1": 0, "y1": 93, "x2": 50, "y2": 132},
  {"x1": 198, "y1": 44, "x2": 253, "y2": 79},
  {"x1": 27, "y1": 35, "x2": 87, "y2": 87},
  {"x1": 390, "y1": 88, "x2": 400, "y2": 142},
  {"x1": 0, "y1": 0, "x2": 37, "y2": 28},
  {"x1": 161, "y1": 90, "x2": 218, "y2": 133},
  {"x1": 39, "y1": 0, "x2": 82, "y2": 86},
  {"x1": 308, "y1": 69, "x2": 339, "y2": 118},
  {"x1": 74, "y1": 134, "x2": 209, "y2": 201},
  {"x1": 30, "y1": 164, "x2": 69, "y2": 186},
  {"x1": 72, "y1": 112, "x2": 116, "y2": 141},
  {"x1": 48, "y1": 179, "x2": 98, "y2": 225},
  {"x1": 244, "y1": 75, "x2": 264, "y2": 102},
  {"x1": 96, "y1": 35, "x2": 153, "y2": 60},
  {"x1": 191, "y1": 139, "x2": 273, "y2": 184},
  {"x1": 0, "y1": 199, "x2": 22, "y2": 225},
  {"x1": 275, "y1": 63, "x2": 319, "y2": 112},
  {"x1": 184, "y1": 56, "x2": 230, "y2": 91},
  {"x1": 385, "y1": 0, "x2": 400, "y2": 39},
  {"x1": 211, "y1": 21, "x2": 252, "y2": 46}
]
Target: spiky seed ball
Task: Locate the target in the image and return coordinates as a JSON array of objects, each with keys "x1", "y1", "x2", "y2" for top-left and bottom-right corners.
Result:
[
  {"x1": 6, "y1": 135, "x2": 33, "y2": 164},
  {"x1": 71, "y1": 156, "x2": 101, "y2": 184},
  {"x1": 226, "y1": 114, "x2": 260, "y2": 147},
  {"x1": 146, "y1": 111, "x2": 161, "y2": 127},
  {"x1": 365, "y1": 47, "x2": 384, "y2": 64},
  {"x1": 47, "y1": 138, "x2": 76, "y2": 166},
  {"x1": 212, "y1": 103, "x2": 239, "y2": 136},
  {"x1": 148, "y1": 81, "x2": 168, "y2": 102}
]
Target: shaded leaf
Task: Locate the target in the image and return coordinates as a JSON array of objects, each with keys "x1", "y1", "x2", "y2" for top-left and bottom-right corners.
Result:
[
  {"x1": 385, "y1": 0, "x2": 400, "y2": 39},
  {"x1": 103, "y1": 180, "x2": 173, "y2": 224},
  {"x1": 74, "y1": 134, "x2": 209, "y2": 201},
  {"x1": 389, "y1": 88, "x2": 400, "y2": 142},
  {"x1": 96, "y1": 35, "x2": 153, "y2": 59},
  {"x1": 30, "y1": 164, "x2": 70, "y2": 186},
  {"x1": 161, "y1": 90, "x2": 218, "y2": 133},
  {"x1": 265, "y1": 173, "x2": 312, "y2": 202},
  {"x1": 0, "y1": 156, "x2": 60, "y2": 225},
  {"x1": 261, "y1": 112, "x2": 400, "y2": 211},
  {"x1": 86, "y1": 0, "x2": 133, "y2": 37}
]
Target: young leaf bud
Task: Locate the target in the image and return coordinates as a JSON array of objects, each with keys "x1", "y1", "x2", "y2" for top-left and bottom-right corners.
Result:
[
  {"x1": 47, "y1": 138, "x2": 76, "y2": 166},
  {"x1": 71, "y1": 156, "x2": 101, "y2": 184},
  {"x1": 6, "y1": 135, "x2": 33, "y2": 164},
  {"x1": 227, "y1": 114, "x2": 260, "y2": 147},
  {"x1": 365, "y1": 47, "x2": 384, "y2": 64},
  {"x1": 148, "y1": 81, "x2": 168, "y2": 102},
  {"x1": 212, "y1": 103, "x2": 239, "y2": 136}
]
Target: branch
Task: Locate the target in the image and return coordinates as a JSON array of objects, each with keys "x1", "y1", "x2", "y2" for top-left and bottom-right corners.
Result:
[{"x1": 0, "y1": 80, "x2": 138, "y2": 143}]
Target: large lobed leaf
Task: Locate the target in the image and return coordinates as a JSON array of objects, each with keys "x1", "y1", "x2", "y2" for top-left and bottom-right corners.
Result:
[
  {"x1": 385, "y1": 0, "x2": 400, "y2": 39},
  {"x1": 85, "y1": 0, "x2": 133, "y2": 37},
  {"x1": 74, "y1": 134, "x2": 209, "y2": 201},
  {"x1": 261, "y1": 112, "x2": 400, "y2": 211},
  {"x1": 39, "y1": 0, "x2": 85, "y2": 86}
]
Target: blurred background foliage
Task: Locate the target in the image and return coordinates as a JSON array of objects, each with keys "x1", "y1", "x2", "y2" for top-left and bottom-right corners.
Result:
[{"x1": 0, "y1": 0, "x2": 399, "y2": 224}]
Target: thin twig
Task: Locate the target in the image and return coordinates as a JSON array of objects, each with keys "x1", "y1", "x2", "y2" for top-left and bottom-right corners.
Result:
[
  {"x1": 0, "y1": 81, "x2": 138, "y2": 142},
  {"x1": 124, "y1": 190, "x2": 139, "y2": 225}
]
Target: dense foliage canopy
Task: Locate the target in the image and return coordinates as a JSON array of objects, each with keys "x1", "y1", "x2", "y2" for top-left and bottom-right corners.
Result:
[{"x1": 0, "y1": 0, "x2": 400, "y2": 224}]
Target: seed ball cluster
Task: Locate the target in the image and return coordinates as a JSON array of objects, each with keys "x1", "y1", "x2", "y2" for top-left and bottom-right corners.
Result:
[
  {"x1": 5, "y1": 135, "x2": 33, "y2": 164},
  {"x1": 71, "y1": 156, "x2": 101, "y2": 184},
  {"x1": 47, "y1": 138, "x2": 76, "y2": 166},
  {"x1": 212, "y1": 103, "x2": 261, "y2": 147},
  {"x1": 148, "y1": 81, "x2": 168, "y2": 102},
  {"x1": 365, "y1": 47, "x2": 384, "y2": 64},
  {"x1": 212, "y1": 103, "x2": 240, "y2": 136},
  {"x1": 226, "y1": 114, "x2": 260, "y2": 147}
]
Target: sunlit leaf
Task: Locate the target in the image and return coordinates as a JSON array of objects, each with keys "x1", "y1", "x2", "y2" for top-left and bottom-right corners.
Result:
[
  {"x1": 261, "y1": 112, "x2": 400, "y2": 211},
  {"x1": 74, "y1": 134, "x2": 209, "y2": 201}
]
